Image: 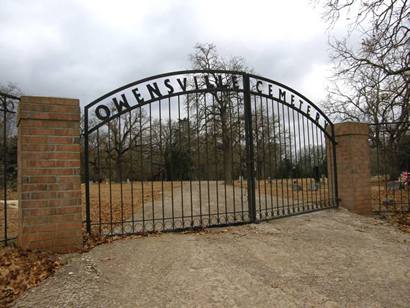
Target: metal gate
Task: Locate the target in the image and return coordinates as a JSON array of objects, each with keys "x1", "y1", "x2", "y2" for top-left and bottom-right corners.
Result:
[
  {"x1": 0, "y1": 91, "x2": 19, "y2": 246},
  {"x1": 83, "y1": 70, "x2": 338, "y2": 235}
]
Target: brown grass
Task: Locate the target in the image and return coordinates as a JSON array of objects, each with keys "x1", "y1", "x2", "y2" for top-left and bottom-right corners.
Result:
[{"x1": 82, "y1": 181, "x2": 180, "y2": 229}]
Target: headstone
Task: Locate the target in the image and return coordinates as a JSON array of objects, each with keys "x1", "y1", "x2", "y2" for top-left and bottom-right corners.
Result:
[
  {"x1": 308, "y1": 182, "x2": 320, "y2": 191},
  {"x1": 387, "y1": 181, "x2": 402, "y2": 191},
  {"x1": 292, "y1": 180, "x2": 302, "y2": 191}
]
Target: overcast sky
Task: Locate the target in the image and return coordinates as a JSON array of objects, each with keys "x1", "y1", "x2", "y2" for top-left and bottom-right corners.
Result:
[{"x1": 0, "y1": 0, "x2": 347, "y2": 107}]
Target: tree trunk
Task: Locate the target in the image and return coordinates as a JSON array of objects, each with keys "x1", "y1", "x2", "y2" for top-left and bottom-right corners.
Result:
[
  {"x1": 115, "y1": 157, "x2": 123, "y2": 182},
  {"x1": 387, "y1": 143, "x2": 400, "y2": 180}
]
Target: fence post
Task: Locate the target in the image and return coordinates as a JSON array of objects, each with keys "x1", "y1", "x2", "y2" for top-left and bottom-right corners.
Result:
[
  {"x1": 243, "y1": 74, "x2": 257, "y2": 222},
  {"x1": 328, "y1": 122, "x2": 372, "y2": 215},
  {"x1": 17, "y1": 96, "x2": 82, "y2": 252}
]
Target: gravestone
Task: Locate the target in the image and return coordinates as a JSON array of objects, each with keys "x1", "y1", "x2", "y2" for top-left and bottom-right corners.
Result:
[
  {"x1": 292, "y1": 180, "x2": 302, "y2": 191},
  {"x1": 387, "y1": 181, "x2": 402, "y2": 191},
  {"x1": 308, "y1": 182, "x2": 320, "y2": 191}
]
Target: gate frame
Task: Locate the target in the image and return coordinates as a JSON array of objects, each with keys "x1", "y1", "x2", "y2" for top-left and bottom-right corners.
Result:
[{"x1": 83, "y1": 70, "x2": 339, "y2": 233}]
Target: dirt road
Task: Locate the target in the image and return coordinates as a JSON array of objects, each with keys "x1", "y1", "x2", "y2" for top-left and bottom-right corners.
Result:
[{"x1": 14, "y1": 209, "x2": 410, "y2": 307}]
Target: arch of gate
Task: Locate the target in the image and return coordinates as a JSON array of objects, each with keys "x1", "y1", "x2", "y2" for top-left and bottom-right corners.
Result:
[{"x1": 83, "y1": 70, "x2": 338, "y2": 235}]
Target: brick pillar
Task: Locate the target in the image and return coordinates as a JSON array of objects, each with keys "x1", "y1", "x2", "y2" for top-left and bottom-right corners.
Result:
[
  {"x1": 330, "y1": 122, "x2": 372, "y2": 215},
  {"x1": 17, "y1": 96, "x2": 82, "y2": 252}
]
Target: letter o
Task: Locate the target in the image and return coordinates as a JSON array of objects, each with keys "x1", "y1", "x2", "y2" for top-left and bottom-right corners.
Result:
[{"x1": 95, "y1": 105, "x2": 111, "y2": 121}]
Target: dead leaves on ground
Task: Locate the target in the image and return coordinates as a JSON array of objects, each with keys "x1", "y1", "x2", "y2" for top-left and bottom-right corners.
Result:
[
  {"x1": 378, "y1": 212, "x2": 410, "y2": 233},
  {"x1": 0, "y1": 248, "x2": 62, "y2": 307}
]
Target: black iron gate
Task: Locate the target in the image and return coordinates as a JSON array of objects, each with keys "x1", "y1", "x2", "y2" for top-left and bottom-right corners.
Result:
[
  {"x1": 0, "y1": 91, "x2": 19, "y2": 246},
  {"x1": 83, "y1": 70, "x2": 338, "y2": 235}
]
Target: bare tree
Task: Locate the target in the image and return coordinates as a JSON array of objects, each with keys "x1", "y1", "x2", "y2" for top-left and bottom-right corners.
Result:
[
  {"x1": 319, "y1": 0, "x2": 409, "y2": 127},
  {"x1": 318, "y1": 0, "x2": 409, "y2": 178},
  {"x1": 101, "y1": 108, "x2": 149, "y2": 182},
  {"x1": 188, "y1": 43, "x2": 251, "y2": 184}
]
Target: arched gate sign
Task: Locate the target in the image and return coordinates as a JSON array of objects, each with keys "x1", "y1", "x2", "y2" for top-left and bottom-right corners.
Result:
[{"x1": 83, "y1": 70, "x2": 338, "y2": 235}]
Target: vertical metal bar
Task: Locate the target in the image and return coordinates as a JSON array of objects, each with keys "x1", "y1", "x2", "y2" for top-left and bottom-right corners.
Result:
[
  {"x1": 330, "y1": 124, "x2": 339, "y2": 207},
  {"x1": 97, "y1": 129, "x2": 102, "y2": 234},
  {"x1": 211, "y1": 94, "x2": 220, "y2": 223},
  {"x1": 222, "y1": 91, "x2": 228, "y2": 223},
  {"x1": 139, "y1": 107, "x2": 145, "y2": 232},
  {"x1": 204, "y1": 93, "x2": 211, "y2": 224},
  {"x1": 253, "y1": 94, "x2": 261, "y2": 218},
  {"x1": 195, "y1": 93, "x2": 202, "y2": 226},
  {"x1": 383, "y1": 128, "x2": 388, "y2": 209},
  {"x1": 287, "y1": 105, "x2": 295, "y2": 214},
  {"x1": 2, "y1": 98, "x2": 8, "y2": 245},
  {"x1": 177, "y1": 95, "x2": 184, "y2": 227},
  {"x1": 291, "y1": 107, "x2": 299, "y2": 212},
  {"x1": 108, "y1": 124, "x2": 113, "y2": 234},
  {"x1": 265, "y1": 97, "x2": 274, "y2": 217},
  {"x1": 281, "y1": 102, "x2": 290, "y2": 215},
  {"x1": 305, "y1": 116, "x2": 312, "y2": 210},
  {"x1": 186, "y1": 94, "x2": 194, "y2": 226},
  {"x1": 236, "y1": 94, "x2": 244, "y2": 220},
  {"x1": 228, "y1": 91, "x2": 236, "y2": 221},
  {"x1": 119, "y1": 115, "x2": 124, "y2": 234},
  {"x1": 271, "y1": 98, "x2": 280, "y2": 216},
  {"x1": 128, "y1": 112, "x2": 135, "y2": 233},
  {"x1": 84, "y1": 109, "x2": 91, "y2": 234},
  {"x1": 276, "y1": 99, "x2": 285, "y2": 215},
  {"x1": 259, "y1": 95, "x2": 268, "y2": 218},
  {"x1": 374, "y1": 127, "x2": 382, "y2": 212},
  {"x1": 317, "y1": 129, "x2": 325, "y2": 208},
  {"x1": 159, "y1": 99, "x2": 165, "y2": 230},
  {"x1": 221, "y1": 92, "x2": 228, "y2": 223},
  {"x1": 168, "y1": 97, "x2": 175, "y2": 229},
  {"x1": 325, "y1": 130, "x2": 334, "y2": 206},
  {"x1": 149, "y1": 102, "x2": 154, "y2": 231},
  {"x1": 315, "y1": 125, "x2": 323, "y2": 208},
  {"x1": 311, "y1": 120, "x2": 318, "y2": 209},
  {"x1": 243, "y1": 74, "x2": 256, "y2": 223},
  {"x1": 296, "y1": 111, "x2": 306, "y2": 211}
]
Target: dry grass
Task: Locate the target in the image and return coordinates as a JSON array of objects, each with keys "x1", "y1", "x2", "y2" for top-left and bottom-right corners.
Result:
[{"x1": 82, "y1": 181, "x2": 180, "y2": 228}]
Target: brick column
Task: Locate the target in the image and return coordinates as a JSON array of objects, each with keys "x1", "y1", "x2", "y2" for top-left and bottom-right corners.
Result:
[
  {"x1": 17, "y1": 96, "x2": 82, "y2": 252},
  {"x1": 330, "y1": 122, "x2": 371, "y2": 215}
]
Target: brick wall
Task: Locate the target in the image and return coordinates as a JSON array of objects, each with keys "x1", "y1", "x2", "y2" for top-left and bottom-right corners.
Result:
[
  {"x1": 329, "y1": 122, "x2": 372, "y2": 215},
  {"x1": 17, "y1": 96, "x2": 82, "y2": 252}
]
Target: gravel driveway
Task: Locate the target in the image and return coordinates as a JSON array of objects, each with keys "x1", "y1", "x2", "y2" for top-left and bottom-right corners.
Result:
[{"x1": 14, "y1": 209, "x2": 410, "y2": 307}]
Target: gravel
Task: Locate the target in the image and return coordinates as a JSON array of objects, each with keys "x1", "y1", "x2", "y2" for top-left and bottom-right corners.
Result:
[{"x1": 13, "y1": 208, "x2": 410, "y2": 308}]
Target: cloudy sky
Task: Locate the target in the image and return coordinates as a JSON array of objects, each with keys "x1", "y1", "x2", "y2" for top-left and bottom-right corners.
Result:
[{"x1": 0, "y1": 0, "x2": 347, "y2": 108}]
